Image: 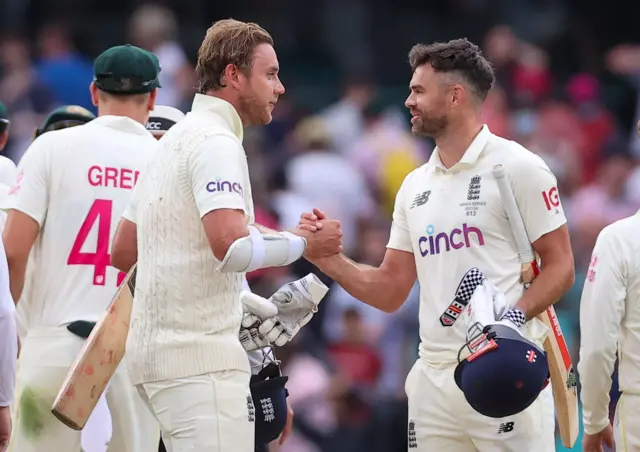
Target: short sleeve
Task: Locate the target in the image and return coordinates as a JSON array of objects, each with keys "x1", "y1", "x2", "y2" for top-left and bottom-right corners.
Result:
[
  {"x1": 188, "y1": 135, "x2": 247, "y2": 218},
  {"x1": 122, "y1": 183, "x2": 140, "y2": 224},
  {"x1": 1, "y1": 137, "x2": 50, "y2": 226},
  {"x1": 387, "y1": 173, "x2": 413, "y2": 253},
  {"x1": 510, "y1": 156, "x2": 567, "y2": 243}
]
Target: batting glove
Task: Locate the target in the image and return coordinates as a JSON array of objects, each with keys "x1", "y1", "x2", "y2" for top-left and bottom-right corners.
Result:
[
  {"x1": 239, "y1": 291, "x2": 278, "y2": 352},
  {"x1": 257, "y1": 274, "x2": 329, "y2": 347}
]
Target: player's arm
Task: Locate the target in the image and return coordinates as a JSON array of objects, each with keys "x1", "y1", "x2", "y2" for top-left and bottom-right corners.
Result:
[
  {"x1": 577, "y1": 226, "x2": 626, "y2": 435},
  {"x1": 510, "y1": 158, "x2": 575, "y2": 319},
  {"x1": 1, "y1": 138, "x2": 50, "y2": 302},
  {"x1": 192, "y1": 136, "x2": 307, "y2": 272},
  {"x1": 310, "y1": 176, "x2": 417, "y2": 313},
  {"x1": 111, "y1": 218, "x2": 137, "y2": 273}
]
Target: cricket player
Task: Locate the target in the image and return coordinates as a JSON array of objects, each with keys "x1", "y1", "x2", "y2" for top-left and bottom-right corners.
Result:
[
  {"x1": 110, "y1": 19, "x2": 342, "y2": 452},
  {"x1": 578, "y1": 211, "x2": 640, "y2": 452},
  {"x1": 0, "y1": 102, "x2": 17, "y2": 208},
  {"x1": 1, "y1": 44, "x2": 162, "y2": 452},
  {"x1": 0, "y1": 235, "x2": 17, "y2": 452},
  {"x1": 299, "y1": 38, "x2": 574, "y2": 451}
]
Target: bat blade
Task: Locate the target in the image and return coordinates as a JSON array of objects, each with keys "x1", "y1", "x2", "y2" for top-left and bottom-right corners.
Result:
[
  {"x1": 493, "y1": 165, "x2": 578, "y2": 448},
  {"x1": 51, "y1": 265, "x2": 137, "y2": 430}
]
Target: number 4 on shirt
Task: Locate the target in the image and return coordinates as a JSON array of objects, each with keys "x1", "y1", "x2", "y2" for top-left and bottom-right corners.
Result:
[{"x1": 67, "y1": 199, "x2": 126, "y2": 286}]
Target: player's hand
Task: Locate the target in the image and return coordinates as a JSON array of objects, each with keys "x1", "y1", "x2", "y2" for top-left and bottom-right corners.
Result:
[
  {"x1": 582, "y1": 424, "x2": 614, "y2": 452},
  {"x1": 258, "y1": 274, "x2": 329, "y2": 346},
  {"x1": 279, "y1": 399, "x2": 294, "y2": 445},
  {"x1": 296, "y1": 208, "x2": 328, "y2": 232},
  {"x1": 0, "y1": 406, "x2": 11, "y2": 452},
  {"x1": 301, "y1": 220, "x2": 342, "y2": 261}
]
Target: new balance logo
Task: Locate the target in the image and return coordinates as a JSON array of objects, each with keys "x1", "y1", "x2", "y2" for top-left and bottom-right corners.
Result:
[
  {"x1": 410, "y1": 191, "x2": 431, "y2": 209},
  {"x1": 497, "y1": 422, "x2": 514, "y2": 434}
]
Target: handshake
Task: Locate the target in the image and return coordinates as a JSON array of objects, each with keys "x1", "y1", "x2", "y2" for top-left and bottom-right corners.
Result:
[
  {"x1": 239, "y1": 274, "x2": 329, "y2": 352},
  {"x1": 293, "y1": 208, "x2": 343, "y2": 262}
]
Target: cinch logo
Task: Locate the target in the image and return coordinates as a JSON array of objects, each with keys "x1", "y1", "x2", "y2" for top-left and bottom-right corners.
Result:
[
  {"x1": 206, "y1": 177, "x2": 243, "y2": 196},
  {"x1": 418, "y1": 223, "x2": 485, "y2": 256}
]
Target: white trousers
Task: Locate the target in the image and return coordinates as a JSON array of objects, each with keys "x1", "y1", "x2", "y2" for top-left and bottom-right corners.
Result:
[
  {"x1": 614, "y1": 393, "x2": 640, "y2": 451},
  {"x1": 137, "y1": 369, "x2": 255, "y2": 452},
  {"x1": 8, "y1": 327, "x2": 159, "y2": 452},
  {"x1": 405, "y1": 359, "x2": 556, "y2": 451}
]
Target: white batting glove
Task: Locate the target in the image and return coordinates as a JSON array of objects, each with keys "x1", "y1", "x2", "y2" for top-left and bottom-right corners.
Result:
[
  {"x1": 239, "y1": 291, "x2": 278, "y2": 352},
  {"x1": 257, "y1": 274, "x2": 329, "y2": 347}
]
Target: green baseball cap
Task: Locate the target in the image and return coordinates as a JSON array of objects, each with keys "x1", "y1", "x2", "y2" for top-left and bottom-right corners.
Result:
[
  {"x1": 0, "y1": 102, "x2": 8, "y2": 134},
  {"x1": 93, "y1": 44, "x2": 161, "y2": 95},
  {"x1": 35, "y1": 105, "x2": 96, "y2": 138}
]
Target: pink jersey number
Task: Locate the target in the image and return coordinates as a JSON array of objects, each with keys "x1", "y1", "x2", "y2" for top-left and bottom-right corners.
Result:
[{"x1": 67, "y1": 199, "x2": 126, "y2": 286}]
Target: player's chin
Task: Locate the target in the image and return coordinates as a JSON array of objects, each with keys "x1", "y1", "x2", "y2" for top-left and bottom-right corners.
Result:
[{"x1": 260, "y1": 109, "x2": 273, "y2": 125}]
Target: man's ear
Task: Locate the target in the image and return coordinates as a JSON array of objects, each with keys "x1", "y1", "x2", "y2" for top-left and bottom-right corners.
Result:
[
  {"x1": 222, "y1": 64, "x2": 245, "y2": 90},
  {"x1": 90, "y1": 82, "x2": 100, "y2": 107}
]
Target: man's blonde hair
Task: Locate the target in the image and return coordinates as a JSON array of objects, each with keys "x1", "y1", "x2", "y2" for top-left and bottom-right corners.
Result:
[{"x1": 195, "y1": 19, "x2": 274, "y2": 93}]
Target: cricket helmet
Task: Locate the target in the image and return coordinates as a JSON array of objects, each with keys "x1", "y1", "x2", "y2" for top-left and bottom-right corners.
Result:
[{"x1": 454, "y1": 323, "x2": 549, "y2": 418}]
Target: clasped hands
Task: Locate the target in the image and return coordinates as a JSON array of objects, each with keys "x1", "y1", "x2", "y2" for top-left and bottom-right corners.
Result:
[{"x1": 293, "y1": 208, "x2": 343, "y2": 262}]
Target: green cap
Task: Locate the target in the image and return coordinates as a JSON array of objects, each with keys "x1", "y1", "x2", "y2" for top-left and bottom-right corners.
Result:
[
  {"x1": 35, "y1": 105, "x2": 96, "y2": 138},
  {"x1": 93, "y1": 44, "x2": 161, "y2": 95},
  {"x1": 0, "y1": 102, "x2": 8, "y2": 134}
]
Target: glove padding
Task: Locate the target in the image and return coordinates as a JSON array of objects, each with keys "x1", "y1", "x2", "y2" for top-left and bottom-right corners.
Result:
[
  {"x1": 240, "y1": 291, "x2": 278, "y2": 352},
  {"x1": 258, "y1": 273, "x2": 329, "y2": 347}
]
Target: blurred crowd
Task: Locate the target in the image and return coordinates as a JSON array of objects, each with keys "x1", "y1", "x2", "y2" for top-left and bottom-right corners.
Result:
[{"x1": 2, "y1": 3, "x2": 640, "y2": 451}]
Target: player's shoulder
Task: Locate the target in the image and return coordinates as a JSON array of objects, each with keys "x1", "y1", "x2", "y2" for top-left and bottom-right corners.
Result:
[
  {"x1": 399, "y1": 163, "x2": 428, "y2": 192},
  {"x1": 597, "y1": 212, "x2": 640, "y2": 247},
  {"x1": 0, "y1": 155, "x2": 16, "y2": 171},
  {"x1": 485, "y1": 133, "x2": 553, "y2": 175}
]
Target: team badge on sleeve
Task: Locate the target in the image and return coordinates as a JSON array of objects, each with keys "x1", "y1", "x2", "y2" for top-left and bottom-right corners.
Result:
[{"x1": 440, "y1": 267, "x2": 486, "y2": 326}]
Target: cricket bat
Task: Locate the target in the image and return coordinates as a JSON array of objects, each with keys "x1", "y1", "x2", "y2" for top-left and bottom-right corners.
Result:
[
  {"x1": 493, "y1": 164, "x2": 578, "y2": 448},
  {"x1": 51, "y1": 264, "x2": 137, "y2": 430}
]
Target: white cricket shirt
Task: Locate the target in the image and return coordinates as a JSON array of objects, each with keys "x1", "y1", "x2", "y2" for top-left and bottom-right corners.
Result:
[
  {"x1": 578, "y1": 212, "x2": 640, "y2": 434},
  {"x1": 0, "y1": 233, "x2": 17, "y2": 407},
  {"x1": 387, "y1": 125, "x2": 567, "y2": 367},
  {"x1": 1, "y1": 116, "x2": 157, "y2": 327},
  {"x1": 123, "y1": 94, "x2": 253, "y2": 385}
]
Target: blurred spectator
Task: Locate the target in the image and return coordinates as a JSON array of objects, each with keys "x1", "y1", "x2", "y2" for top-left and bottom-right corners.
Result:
[
  {"x1": 566, "y1": 73, "x2": 618, "y2": 183},
  {"x1": 129, "y1": 3, "x2": 194, "y2": 109},
  {"x1": 326, "y1": 308, "x2": 382, "y2": 389},
  {"x1": 320, "y1": 76, "x2": 375, "y2": 153},
  {"x1": 35, "y1": 22, "x2": 94, "y2": 111},
  {"x1": 0, "y1": 33, "x2": 54, "y2": 161},
  {"x1": 286, "y1": 115, "x2": 375, "y2": 255},
  {"x1": 346, "y1": 97, "x2": 427, "y2": 216},
  {"x1": 569, "y1": 154, "x2": 638, "y2": 266}
]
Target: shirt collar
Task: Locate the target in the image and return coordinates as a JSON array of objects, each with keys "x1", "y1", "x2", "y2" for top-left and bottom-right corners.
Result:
[
  {"x1": 191, "y1": 93, "x2": 244, "y2": 142},
  {"x1": 427, "y1": 125, "x2": 491, "y2": 172},
  {"x1": 90, "y1": 115, "x2": 151, "y2": 136}
]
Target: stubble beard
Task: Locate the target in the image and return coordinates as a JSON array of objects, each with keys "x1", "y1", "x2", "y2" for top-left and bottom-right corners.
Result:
[
  {"x1": 239, "y1": 91, "x2": 271, "y2": 126},
  {"x1": 411, "y1": 113, "x2": 449, "y2": 139}
]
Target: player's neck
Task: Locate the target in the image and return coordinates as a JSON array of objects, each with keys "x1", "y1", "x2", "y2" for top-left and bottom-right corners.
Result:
[
  {"x1": 98, "y1": 106, "x2": 148, "y2": 127},
  {"x1": 204, "y1": 89, "x2": 249, "y2": 127},
  {"x1": 434, "y1": 117, "x2": 483, "y2": 169}
]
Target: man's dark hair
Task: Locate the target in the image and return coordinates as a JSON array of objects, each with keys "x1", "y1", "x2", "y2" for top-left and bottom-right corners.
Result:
[{"x1": 408, "y1": 38, "x2": 495, "y2": 101}]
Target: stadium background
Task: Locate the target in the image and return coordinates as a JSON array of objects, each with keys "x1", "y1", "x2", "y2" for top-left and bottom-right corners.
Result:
[{"x1": 1, "y1": 0, "x2": 639, "y2": 450}]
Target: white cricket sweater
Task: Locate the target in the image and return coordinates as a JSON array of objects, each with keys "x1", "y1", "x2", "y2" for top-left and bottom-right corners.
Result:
[{"x1": 123, "y1": 94, "x2": 254, "y2": 384}]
